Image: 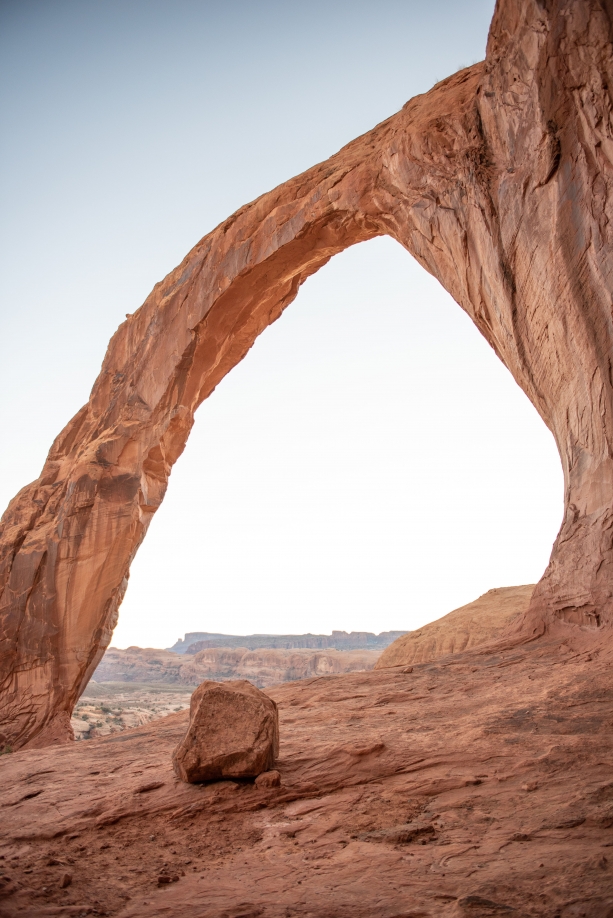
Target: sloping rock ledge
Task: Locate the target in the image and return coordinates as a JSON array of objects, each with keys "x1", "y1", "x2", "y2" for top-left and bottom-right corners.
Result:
[
  {"x1": 0, "y1": 627, "x2": 611, "y2": 917},
  {"x1": 377, "y1": 585, "x2": 535, "y2": 669}
]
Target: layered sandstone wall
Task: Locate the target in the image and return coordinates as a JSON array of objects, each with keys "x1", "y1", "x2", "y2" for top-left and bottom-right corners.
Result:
[
  {"x1": 92, "y1": 645, "x2": 380, "y2": 687},
  {"x1": 2, "y1": 0, "x2": 613, "y2": 748}
]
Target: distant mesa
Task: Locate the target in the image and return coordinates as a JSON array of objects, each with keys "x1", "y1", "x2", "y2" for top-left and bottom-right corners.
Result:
[
  {"x1": 93, "y1": 589, "x2": 534, "y2": 695},
  {"x1": 93, "y1": 643, "x2": 385, "y2": 689},
  {"x1": 169, "y1": 630, "x2": 407, "y2": 654},
  {"x1": 74, "y1": 583, "x2": 548, "y2": 743}
]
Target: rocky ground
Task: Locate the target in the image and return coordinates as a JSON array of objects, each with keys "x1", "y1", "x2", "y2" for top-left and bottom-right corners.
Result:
[{"x1": 1, "y1": 624, "x2": 612, "y2": 917}]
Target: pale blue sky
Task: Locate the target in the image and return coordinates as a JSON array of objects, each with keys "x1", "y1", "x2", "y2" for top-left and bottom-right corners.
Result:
[{"x1": 0, "y1": 1, "x2": 563, "y2": 647}]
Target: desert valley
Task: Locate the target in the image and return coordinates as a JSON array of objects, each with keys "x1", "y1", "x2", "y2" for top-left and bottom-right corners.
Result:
[{"x1": 70, "y1": 631, "x2": 399, "y2": 741}]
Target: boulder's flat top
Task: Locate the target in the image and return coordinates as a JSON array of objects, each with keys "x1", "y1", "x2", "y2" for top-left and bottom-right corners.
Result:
[
  {"x1": 376, "y1": 585, "x2": 535, "y2": 668},
  {"x1": 0, "y1": 632, "x2": 611, "y2": 917}
]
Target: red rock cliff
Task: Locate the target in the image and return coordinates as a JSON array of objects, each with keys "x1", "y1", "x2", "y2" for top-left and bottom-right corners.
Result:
[{"x1": 2, "y1": 0, "x2": 613, "y2": 749}]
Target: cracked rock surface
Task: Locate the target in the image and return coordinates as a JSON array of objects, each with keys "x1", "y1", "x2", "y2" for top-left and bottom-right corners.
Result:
[{"x1": 0, "y1": 630, "x2": 612, "y2": 917}]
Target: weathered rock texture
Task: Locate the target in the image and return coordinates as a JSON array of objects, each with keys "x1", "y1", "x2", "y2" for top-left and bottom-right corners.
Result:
[
  {"x1": 2, "y1": 0, "x2": 613, "y2": 748},
  {"x1": 0, "y1": 630, "x2": 611, "y2": 916},
  {"x1": 376, "y1": 585, "x2": 535, "y2": 669},
  {"x1": 172, "y1": 680, "x2": 279, "y2": 784}
]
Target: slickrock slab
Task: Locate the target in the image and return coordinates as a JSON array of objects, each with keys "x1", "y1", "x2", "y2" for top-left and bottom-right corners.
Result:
[
  {"x1": 172, "y1": 680, "x2": 279, "y2": 784},
  {"x1": 377, "y1": 586, "x2": 535, "y2": 669},
  {"x1": 0, "y1": 634, "x2": 612, "y2": 917}
]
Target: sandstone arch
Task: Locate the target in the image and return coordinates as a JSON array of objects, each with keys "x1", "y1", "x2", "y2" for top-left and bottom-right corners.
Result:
[{"x1": 2, "y1": 0, "x2": 613, "y2": 749}]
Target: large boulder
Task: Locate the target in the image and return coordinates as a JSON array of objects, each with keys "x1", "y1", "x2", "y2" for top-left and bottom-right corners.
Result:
[{"x1": 172, "y1": 680, "x2": 279, "y2": 784}]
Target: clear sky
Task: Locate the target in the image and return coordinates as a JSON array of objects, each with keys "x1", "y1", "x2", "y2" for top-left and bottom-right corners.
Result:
[{"x1": 0, "y1": 0, "x2": 563, "y2": 649}]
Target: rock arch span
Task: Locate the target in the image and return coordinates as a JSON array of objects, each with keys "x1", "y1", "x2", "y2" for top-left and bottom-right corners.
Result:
[{"x1": 2, "y1": 0, "x2": 613, "y2": 749}]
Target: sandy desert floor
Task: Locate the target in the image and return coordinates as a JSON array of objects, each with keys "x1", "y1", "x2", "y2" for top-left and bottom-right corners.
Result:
[{"x1": 1, "y1": 630, "x2": 612, "y2": 918}]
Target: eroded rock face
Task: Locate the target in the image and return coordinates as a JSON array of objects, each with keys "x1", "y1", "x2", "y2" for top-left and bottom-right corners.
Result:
[
  {"x1": 93, "y1": 645, "x2": 381, "y2": 687},
  {"x1": 376, "y1": 585, "x2": 535, "y2": 669},
  {"x1": 2, "y1": 0, "x2": 613, "y2": 748},
  {"x1": 172, "y1": 680, "x2": 279, "y2": 784}
]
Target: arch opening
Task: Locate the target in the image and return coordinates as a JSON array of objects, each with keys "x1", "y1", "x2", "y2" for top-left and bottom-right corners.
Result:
[{"x1": 114, "y1": 236, "x2": 563, "y2": 650}]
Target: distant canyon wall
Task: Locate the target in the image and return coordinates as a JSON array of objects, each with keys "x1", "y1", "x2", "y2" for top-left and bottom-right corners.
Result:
[
  {"x1": 93, "y1": 646, "x2": 381, "y2": 689},
  {"x1": 169, "y1": 631, "x2": 407, "y2": 654}
]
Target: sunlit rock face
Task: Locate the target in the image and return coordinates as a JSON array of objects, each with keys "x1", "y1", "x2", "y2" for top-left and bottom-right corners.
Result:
[
  {"x1": 93, "y1": 645, "x2": 382, "y2": 688},
  {"x1": 376, "y1": 586, "x2": 535, "y2": 669},
  {"x1": 2, "y1": 0, "x2": 613, "y2": 749}
]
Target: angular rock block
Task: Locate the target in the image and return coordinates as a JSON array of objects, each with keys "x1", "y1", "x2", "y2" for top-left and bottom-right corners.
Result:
[
  {"x1": 255, "y1": 769, "x2": 281, "y2": 789},
  {"x1": 172, "y1": 680, "x2": 279, "y2": 784}
]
